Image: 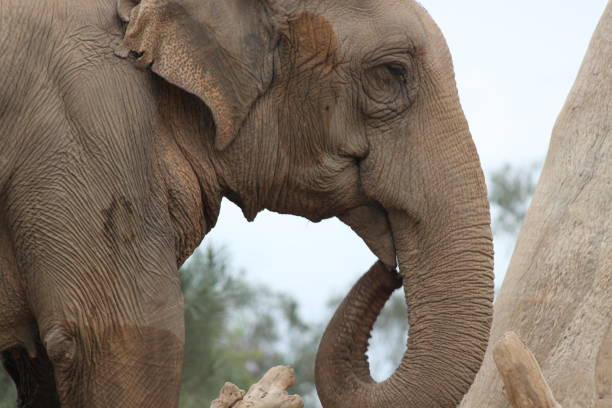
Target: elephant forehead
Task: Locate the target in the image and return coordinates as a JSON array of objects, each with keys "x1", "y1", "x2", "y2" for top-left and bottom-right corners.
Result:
[{"x1": 312, "y1": 0, "x2": 428, "y2": 58}]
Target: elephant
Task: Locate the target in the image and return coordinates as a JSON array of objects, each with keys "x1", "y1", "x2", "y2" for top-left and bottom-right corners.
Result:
[{"x1": 0, "y1": 0, "x2": 494, "y2": 407}]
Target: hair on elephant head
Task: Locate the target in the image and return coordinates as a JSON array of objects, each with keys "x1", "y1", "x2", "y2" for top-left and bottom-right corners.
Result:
[{"x1": 0, "y1": 0, "x2": 493, "y2": 406}]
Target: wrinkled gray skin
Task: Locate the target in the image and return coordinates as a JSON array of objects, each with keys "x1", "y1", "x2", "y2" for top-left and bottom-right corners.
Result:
[{"x1": 0, "y1": 0, "x2": 494, "y2": 407}]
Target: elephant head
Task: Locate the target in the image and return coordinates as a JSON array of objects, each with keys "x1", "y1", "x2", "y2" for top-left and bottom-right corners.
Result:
[{"x1": 116, "y1": 0, "x2": 494, "y2": 406}]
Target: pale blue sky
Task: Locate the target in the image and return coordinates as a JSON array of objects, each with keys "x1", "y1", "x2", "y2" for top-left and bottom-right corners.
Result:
[{"x1": 202, "y1": 1, "x2": 608, "y2": 321}]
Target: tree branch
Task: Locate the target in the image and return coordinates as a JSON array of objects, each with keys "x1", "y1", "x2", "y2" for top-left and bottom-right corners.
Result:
[
  {"x1": 493, "y1": 332, "x2": 561, "y2": 408},
  {"x1": 211, "y1": 366, "x2": 304, "y2": 408}
]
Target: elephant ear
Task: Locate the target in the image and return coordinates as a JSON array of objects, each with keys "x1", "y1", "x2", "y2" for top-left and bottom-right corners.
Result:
[{"x1": 116, "y1": 0, "x2": 287, "y2": 150}]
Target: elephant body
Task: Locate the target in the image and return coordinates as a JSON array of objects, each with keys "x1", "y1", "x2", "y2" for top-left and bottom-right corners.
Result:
[
  {"x1": 0, "y1": 0, "x2": 494, "y2": 407},
  {"x1": 0, "y1": 1, "x2": 204, "y2": 405}
]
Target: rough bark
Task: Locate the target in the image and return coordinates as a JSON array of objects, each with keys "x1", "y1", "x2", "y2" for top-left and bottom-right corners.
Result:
[
  {"x1": 211, "y1": 366, "x2": 304, "y2": 408},
  {"x1": 493, "y1": 332, "x2": 561, "y2": 408},
  {"x1": 462, "y1": 3, "x2": 611, "y2": 407}
]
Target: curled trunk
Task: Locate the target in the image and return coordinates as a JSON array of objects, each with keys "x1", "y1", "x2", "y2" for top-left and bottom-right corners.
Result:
[{"x1": 316, "y1": 220, "x2": 493, "y2": 407}]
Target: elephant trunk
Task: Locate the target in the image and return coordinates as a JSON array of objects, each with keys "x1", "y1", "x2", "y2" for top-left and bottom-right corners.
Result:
[{"x1": 315, "y1": 189, "x2": 494, "y2": 407}]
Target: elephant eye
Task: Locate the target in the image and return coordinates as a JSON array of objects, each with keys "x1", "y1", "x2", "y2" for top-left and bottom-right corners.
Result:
[
  {"x1": 365, "y1": 63, "x2": 407, "y2": 98},
  {"x1": 386, "y1": 63, "x2": 407, "y2": 83},
  {"x1": 361, "y1": 58, "x2": 418, "y2": 120}
]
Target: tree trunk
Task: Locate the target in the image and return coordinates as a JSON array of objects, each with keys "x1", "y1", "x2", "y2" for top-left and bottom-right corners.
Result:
[{"x1": 462, "y1": 2, "x2": 611, "y2": 407}]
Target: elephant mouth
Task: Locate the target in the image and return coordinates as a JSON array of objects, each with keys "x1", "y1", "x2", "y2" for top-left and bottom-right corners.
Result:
[{"x1": 339, "y1": 203, "x2": 397, "y2": 269}]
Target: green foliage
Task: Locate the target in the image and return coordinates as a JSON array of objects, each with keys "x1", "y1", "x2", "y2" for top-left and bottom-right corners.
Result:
[
  {"x1": 0, "y1": 368, "x2": 16, "y2": 408},
  {"x1": 179, "y1": 246, "x2": 320, "y2": 408},
  {"x1": 179, "y1": 249, "x2": 410, "y2": 408},
  {"x1": 489, "y1": 161, "x2": 541, "y2": 236}
]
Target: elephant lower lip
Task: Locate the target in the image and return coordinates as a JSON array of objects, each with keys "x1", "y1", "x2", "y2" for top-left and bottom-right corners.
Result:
[{"x1": 339, "y1": 204, "x2": 397, "y2": 268}]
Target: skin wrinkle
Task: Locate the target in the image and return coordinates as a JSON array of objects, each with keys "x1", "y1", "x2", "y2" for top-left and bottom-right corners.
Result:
[{"x1": 154, "y1": 83, "x2": 222, "y2": 237}]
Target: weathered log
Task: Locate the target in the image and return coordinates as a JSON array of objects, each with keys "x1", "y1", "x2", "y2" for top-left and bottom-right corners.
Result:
[
  {"x1": 493, "y1": 332, "x2": 561, "y2": 408},
  {"x1": 210, "y1": 366, "x2": 304, "y2": 408},
  {"x1": 211, "y1": 383, "x2": 245, "y2": 408}
]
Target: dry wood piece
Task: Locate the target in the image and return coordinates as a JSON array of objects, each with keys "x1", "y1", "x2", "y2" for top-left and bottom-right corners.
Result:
[
  {"x1": 211, "y1": 366, "x2": 304, "y2": 408},
  {"x1": 493, "y1": 332, "x2": 561, "y2": 408},
  {"x1": 211, "y1": 383, "x2": 246, "y2": 408}
]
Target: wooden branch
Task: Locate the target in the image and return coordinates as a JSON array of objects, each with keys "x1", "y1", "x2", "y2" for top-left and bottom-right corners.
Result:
[
  {"x1": 211, "y1": 383, "x2": 245, "y2": 408},
  {"x1": 211, "y1": 366, "x2": 304, "y2": 408},
  {"x1": 493, "y1": 332, "x2": 561, "y2": 408}
]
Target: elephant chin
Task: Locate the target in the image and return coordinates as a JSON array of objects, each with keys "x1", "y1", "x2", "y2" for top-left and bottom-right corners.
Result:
[{"x1": 339, "y1": 205, "x2": 396, "y2": 269}]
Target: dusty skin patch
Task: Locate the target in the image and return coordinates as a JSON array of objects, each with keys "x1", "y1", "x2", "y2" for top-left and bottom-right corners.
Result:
[
  {"x1": 279, "y1": 11, "x2": 341, "y2": 130},
  {"x1": 287, "y1": 11, "x2": 339, "y2": 74},
  {"x1": 102, "y1": 196, "x2": 136, "y2": 244}
]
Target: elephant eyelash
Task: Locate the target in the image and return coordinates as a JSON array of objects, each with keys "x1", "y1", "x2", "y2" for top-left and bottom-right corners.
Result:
[{"x1": 385, "y1": 63, "x2": 408, "y2": 83}]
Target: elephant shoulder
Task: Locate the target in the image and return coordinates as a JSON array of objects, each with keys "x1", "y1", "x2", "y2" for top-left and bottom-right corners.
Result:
[
  {"x1": 0, "y1": 0, "x2": 126, "y2": 79},
  {"x1": 0, "y1": 0, "x2": 154, "y2": 130}
]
